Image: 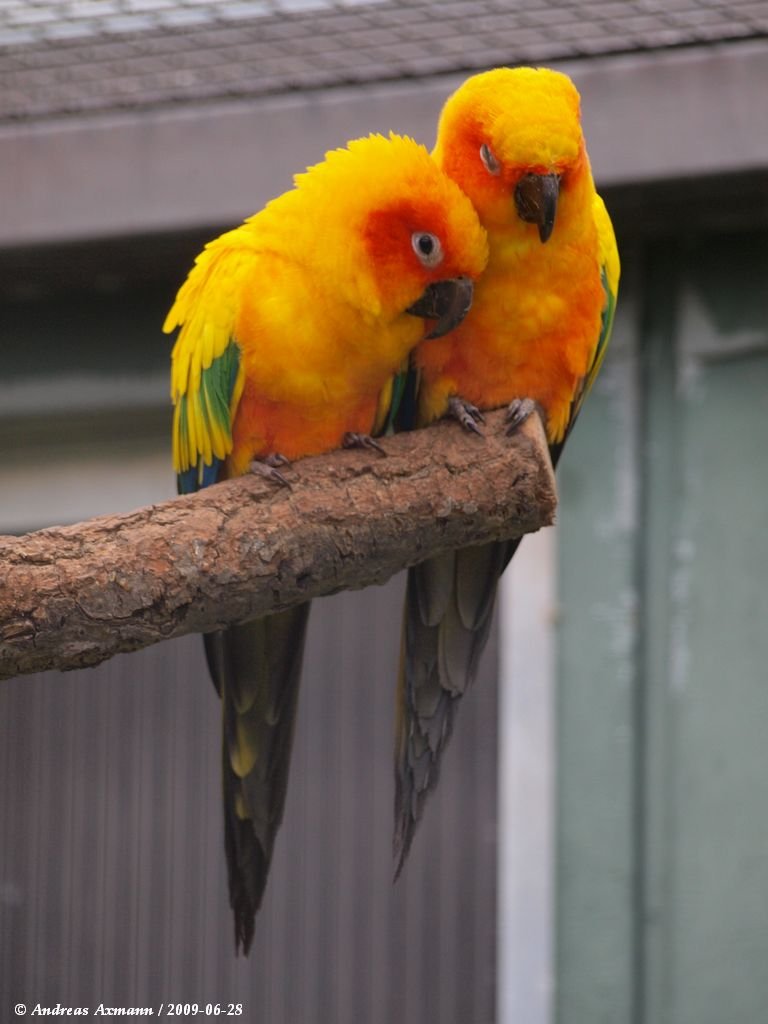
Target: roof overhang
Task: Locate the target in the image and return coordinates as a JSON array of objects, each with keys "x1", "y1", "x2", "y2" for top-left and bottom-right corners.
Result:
[{"x1": 3, "y1": 39, "x2": 767, "y2": 248}]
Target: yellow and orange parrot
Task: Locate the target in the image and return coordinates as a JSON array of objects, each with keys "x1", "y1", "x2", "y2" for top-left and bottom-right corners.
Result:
[
  {"x1": 163, "y1": 133, "x2": 488, "y2": 953},
  {"x1": 394, "y1": 67, "x2": 620, "y2": 873}
]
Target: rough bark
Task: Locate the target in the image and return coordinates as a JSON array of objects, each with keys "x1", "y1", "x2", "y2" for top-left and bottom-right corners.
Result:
[{"x1": 0, "y1": 410, "x2": 557, "y2": 680}]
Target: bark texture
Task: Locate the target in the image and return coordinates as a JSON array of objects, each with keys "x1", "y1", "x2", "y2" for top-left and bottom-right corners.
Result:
[{"x1": 0, "y1": 410, "x2": 557, "y2": 679}]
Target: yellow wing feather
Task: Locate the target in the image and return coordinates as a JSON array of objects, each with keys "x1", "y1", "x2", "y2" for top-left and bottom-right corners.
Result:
[
  {"x1": 594, "y1": 193, "x2": 620, "y2": 301},
  {"x1": 165, "y1": 227, "x2": 256, "y2": 474}
]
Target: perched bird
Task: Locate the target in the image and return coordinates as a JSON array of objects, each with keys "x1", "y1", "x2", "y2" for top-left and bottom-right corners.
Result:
[
  {"x1": 394, "y1": 67, "x2": 620, "y2": 874},
  {"x1": 163, "y1": 133, "x2": 488, "y2": 953}
]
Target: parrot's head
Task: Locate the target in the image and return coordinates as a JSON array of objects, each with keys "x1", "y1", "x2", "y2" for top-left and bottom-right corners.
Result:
[
  {"x1": 433, "y1": 67, "x2": 586, "y2": 241},
  {"x1": 288, "y1": 133, "x2": 488, "y2": 340}
]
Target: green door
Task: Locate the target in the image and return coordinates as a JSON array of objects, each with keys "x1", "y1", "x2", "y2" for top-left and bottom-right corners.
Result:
[{"x1": 556, "y1": 228, "x2": 768, "y2": 1024}]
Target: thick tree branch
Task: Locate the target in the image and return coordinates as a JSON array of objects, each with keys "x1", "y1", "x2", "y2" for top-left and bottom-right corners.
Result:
[{"x1": 0, "y1": 410, "x2": 556, "y2": 680}]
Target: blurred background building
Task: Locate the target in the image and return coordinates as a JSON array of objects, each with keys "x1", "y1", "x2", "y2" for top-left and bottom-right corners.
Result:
[{"x1": 2, "y1": 2, "x2": 767, "y2": 1022}]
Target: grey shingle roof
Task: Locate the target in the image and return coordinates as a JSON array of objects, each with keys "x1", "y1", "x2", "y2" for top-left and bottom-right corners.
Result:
[
  {"x1": 0, "y1": 0, "x2": 389, "y2": 47},
  {"x1": 1, "y1": 0, "x2": 767, "y2": 122}
]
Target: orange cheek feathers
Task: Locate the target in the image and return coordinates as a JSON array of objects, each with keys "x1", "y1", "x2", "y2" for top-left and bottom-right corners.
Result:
[{"x1": 362, "y1": 205, "x2": 430, "y2": 311}]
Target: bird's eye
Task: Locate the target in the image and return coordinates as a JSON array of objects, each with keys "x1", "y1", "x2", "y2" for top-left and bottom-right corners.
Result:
[
  {"x1": 411, "y1": 231, "x2": 443, "y2": 268},
  {"x1": 480, "y1": 143, "x2": 501, "y2": 176}
]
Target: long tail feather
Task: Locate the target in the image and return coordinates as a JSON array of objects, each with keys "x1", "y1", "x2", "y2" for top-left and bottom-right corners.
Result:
[
  {"x1": 394, "y1": 537, "x2": 520, "y2": 875},
  {"x1": 205, "y1": 602, "x2": 311, "y2": 954}
]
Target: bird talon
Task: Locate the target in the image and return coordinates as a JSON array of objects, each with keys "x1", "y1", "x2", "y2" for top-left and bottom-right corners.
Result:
[
  {"x1": 343, "y1": 432, "x2": 387, "y2": 456},
  {"x1": 505, "y1": 397, "x2": 537, "y2": 435},
  {"x1": 265, "y1": 452, "x2": 290, "y2": 468},
  {"x1": 250, "y1": 457, "x2": 292, "y2": 488},
  {"x1": 448, "y1": 395, "x2": 485, "y2": 435}
]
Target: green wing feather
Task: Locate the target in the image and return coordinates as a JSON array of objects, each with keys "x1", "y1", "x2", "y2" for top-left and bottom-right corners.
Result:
[
  {"x1": 166, "y1": 228, "x2": 253, "y2": 491},
  {"x1": 175, "y1": 339, "x2": 241, "y2": 493},
  {"x1": 549, "y1": 262, "x2": 617, "y2": 466}
]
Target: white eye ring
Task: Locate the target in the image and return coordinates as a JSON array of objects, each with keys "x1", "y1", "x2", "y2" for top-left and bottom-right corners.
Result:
[
  {"x1": 480, "y1": 142, "x2": 501, "y2": 176},
  {"x1": 411, "y1": 231, "x2": 444, "y2": 269}
]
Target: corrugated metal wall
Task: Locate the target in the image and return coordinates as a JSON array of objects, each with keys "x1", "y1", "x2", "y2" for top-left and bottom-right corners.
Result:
[{"x1": 1, "y1": 577, "x2": 497, "y2": 1022}]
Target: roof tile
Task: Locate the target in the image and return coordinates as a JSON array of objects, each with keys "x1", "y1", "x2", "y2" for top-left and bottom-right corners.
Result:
[
  {"x1": 157, "y1": 6, "x2": 222, "y2": 25},
  {"x1": 0, "y1": 25, "x2": 35, "y2": 44}
]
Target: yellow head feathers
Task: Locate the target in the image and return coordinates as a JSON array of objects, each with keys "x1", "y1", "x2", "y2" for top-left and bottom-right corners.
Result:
[
  {"x1": 433, "y1": 67, "x2": 588, "y2": 231},
  {"x1": 435, "y1": 67, "x2": 583, "y2": 172},
  {"x1": 247, "y1": 132, "x2": 488, "y2": 318}
]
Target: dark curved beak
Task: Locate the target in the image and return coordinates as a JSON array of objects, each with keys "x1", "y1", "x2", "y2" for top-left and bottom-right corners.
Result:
[
  {"x1": 406, "y1": 276, "x2": 474, "y2": 339},
  {"x1": 514, "y1": 172, "x2": 560, "y2": 243}
]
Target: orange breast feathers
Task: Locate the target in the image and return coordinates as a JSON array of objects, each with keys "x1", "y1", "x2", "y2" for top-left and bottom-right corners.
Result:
[
  {"x1": 226, "y1": 252, "x2": 405, "y2": 472},
  {"x1": 414, "y1": 192, "x2": 606, "y2": 444}
]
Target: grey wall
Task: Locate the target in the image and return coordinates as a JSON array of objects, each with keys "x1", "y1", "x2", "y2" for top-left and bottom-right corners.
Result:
[{"x1": 1, "y1": 581, "x2": 499, "y2": 1021}]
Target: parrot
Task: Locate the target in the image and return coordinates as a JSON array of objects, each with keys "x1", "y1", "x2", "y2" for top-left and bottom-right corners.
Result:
[
  {"x1": 163, "y1": 132, "x2": 488, "y2": 954},
  {"x1": 394, "y1": 67, "x2": 620, "y2": 874}
]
